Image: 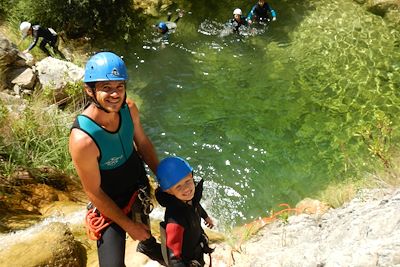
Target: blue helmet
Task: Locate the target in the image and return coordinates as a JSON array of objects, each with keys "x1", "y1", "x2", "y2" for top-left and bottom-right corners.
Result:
[
  {"x1": 158, "y1": 22, "x2": 168, "y2": 32},
  {"x1": 83, "y1": 52, "x2": 128, "y2": 83},
  {"x1": 156, "y1": 156, "x2": 193, "y2": 191}
]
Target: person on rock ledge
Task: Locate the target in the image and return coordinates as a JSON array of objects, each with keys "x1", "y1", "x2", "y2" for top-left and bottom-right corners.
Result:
[{"x1": 69, "y1": 51, "x2": 165, "y2": 266}]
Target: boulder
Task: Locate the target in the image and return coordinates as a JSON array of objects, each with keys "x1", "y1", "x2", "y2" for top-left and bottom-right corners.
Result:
[
  {"x1": 35, "y1": 57, "x2": 84, "y2": 102},
  {"x1": 366, "y1": 0, "x2": 400, "y2": 16},
  {"x1": 0, "y1": 222, "x2": 85, "y2": 267},
  {"x1": 10, "y1": 67, "x2": 36, "y2": 90}
]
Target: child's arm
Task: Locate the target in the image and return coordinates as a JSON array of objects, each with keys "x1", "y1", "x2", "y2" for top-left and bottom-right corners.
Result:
[
  {"x1": 199, "y1": 204, "x2": 214, "y2": 229},
  {"x1": 204, "y1": 216, "x2": 214, "y2": 229}
]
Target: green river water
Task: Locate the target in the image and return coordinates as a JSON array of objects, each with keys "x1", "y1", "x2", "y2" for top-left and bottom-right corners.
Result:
[{"x1": 98, "y1": 0, "x2": 400, "y2": 229}]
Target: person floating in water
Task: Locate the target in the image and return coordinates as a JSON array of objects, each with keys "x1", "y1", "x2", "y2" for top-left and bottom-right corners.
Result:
[
  {"x1": 246, "y1": 0, "x2": 277, "y2": 25},
  {"x1": 155, "y1": 10, "x2": 184, "y2": 46},
  {"x1": 230, "y1": 8, "x2": 249, "y2": 33},
  {"x1": 19, "y1": 21, "x2": 65, "y2": 59}
]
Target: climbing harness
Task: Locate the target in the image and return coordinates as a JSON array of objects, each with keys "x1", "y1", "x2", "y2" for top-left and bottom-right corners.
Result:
[
  {"x1": 137, "y1": 187, "x2": 154, "y2": 215},
  {"x1": 159, "y1": 222, "x2": 214, "y2": 267},
  {"x1": 201, "y1": 232, "x2": 214, "y2": 267},
  {"x1": 85, "y1": 187, "x2": 153, "y2": 240}
]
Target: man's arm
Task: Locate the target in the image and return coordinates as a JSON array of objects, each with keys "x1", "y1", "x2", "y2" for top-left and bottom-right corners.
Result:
[
  {"x1": 25, "y1": 29, "x2": 39, "y2": 52},
  {"x1": 246, "y1": 5, "x2": 257, "y2": 21},
  {"x1": 127, "y1": 99, "x2": 159, "y2": 174},
  {"x1": 69, "y1": 128, "x2": 150, "y2": 240}
]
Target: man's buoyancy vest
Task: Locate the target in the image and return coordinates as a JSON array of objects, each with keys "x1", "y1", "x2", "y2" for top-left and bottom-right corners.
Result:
[{"x1": 72, "y1": 103, "x2": 149, "y2": 207}]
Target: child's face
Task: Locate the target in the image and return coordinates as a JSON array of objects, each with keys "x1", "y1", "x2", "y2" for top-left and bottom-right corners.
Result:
[{"x1": 167, "y1": 173, "x2": 195, "y2": 201}]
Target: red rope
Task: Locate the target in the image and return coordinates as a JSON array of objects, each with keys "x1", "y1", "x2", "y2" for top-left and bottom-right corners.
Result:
[{"x1": 85, "y1": 191, "x2": 139, "y2": 240}]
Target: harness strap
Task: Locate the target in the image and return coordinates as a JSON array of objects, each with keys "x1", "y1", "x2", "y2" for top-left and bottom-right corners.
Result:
[{"x1": 85, "y1": 190, "x2": 139, "y2": 240}]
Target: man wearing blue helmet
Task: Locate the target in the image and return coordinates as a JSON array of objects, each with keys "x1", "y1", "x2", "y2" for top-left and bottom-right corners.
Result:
[
  {"x1": 155, "y1": 156, "x2": 214, "y2": 267},
  {"x1": 69, "y1": 51, "x2": 164, "y2": 266}
]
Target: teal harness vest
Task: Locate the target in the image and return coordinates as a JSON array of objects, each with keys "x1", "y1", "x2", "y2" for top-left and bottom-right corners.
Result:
[
  {"x1": 72, "y1": 103, "x2": 149, "y2": 206},
  {"x1": 75, "y1": 104, "x2": 133, "y2": 170}
]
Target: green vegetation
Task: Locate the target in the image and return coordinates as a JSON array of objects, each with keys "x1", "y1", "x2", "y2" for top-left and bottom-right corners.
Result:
[
  {"x1": 0, "y1": 85, "x2": 84, "y2": 181},
  {"x1": 7, "y1": 0, "x2": 144, "y2": 41}
]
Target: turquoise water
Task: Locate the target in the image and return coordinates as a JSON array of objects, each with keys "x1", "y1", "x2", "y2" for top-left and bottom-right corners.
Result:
[{"x1": 105, "y1": 0, "x2": 400, "y2": 229}]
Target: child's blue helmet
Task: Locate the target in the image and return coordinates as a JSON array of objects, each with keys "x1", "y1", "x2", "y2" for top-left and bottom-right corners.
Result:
[
  {"x1": 157, "y1": 156, "x2": 193, "y2": 191},
  {"x1": 158, "y1": 22, "x2": 168, "y2": 32},
  {"x1": 83, "y1": 52, "x2": 128, "y2": 83}
]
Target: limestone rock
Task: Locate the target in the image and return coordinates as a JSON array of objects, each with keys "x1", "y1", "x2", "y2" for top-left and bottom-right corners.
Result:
[
  {"x1": 0, "y1": 222, "x2": 85, "y2": 267},
  {"x1": 35, "y1": 57, "x2": 84, "y2": 102}
]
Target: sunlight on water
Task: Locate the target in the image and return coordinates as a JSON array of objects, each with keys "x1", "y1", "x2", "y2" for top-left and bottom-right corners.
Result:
[
  {"x1": 0, "y1": 210, "x2": 85, "y2": 250},
  {"x1": 123, "y1": 0, "x2": 400, "y2": 229}
]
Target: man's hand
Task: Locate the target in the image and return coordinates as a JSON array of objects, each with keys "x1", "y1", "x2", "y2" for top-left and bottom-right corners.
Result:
[
  {"x1": 126, "y1": 222, "x2": 151, "y2": 241},
  {"x1": 272, "y1": 17, "x2": 277, "y2": 21}
]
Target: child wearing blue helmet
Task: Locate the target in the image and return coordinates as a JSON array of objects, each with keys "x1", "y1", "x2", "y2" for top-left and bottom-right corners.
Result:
[{"x1": 156, "y1": 156, "x2": 214, "y2": 267}]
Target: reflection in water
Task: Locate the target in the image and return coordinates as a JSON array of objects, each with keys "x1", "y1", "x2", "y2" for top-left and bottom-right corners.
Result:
[{"x1": 121, "y1": 0, "x2": 400, "y2": 230}]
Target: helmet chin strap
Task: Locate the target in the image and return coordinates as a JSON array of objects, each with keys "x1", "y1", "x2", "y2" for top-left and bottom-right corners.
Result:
[
  {"x1": 90, "y1": 88, "x2": 127, "y2": 113},
  {"x1": 90, "y1": 88, "x2": 110, "y2": 113}
]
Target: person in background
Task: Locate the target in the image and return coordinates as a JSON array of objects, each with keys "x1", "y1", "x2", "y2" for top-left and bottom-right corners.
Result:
[
  {"x1": 155, "y1": 156, "x2": 215, "y2": 267},
  {"x1": 69, "y1": 51, "x2": 165, "y2": 266},
  {"x1": 19, "y1": 21, "x2": 65, "y2": 58},
  {"x1": 230, "y1": 8, "x2": 249, "y2": 33},
  {"x1": 246, "y1": 0, "x2": 277, "y2": 25},
  {"x1": 155, "y1": 11, "x2": 184, "y2": 45}
]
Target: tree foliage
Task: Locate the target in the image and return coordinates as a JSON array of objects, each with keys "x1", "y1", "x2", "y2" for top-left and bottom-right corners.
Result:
[{"x1": 10, "y1": 0, "x2": 142, "y2": 39}]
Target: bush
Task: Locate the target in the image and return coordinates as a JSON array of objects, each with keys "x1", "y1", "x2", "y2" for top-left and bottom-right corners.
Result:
[{"x1": 10, "y1": 0, "x2": 142, "y2": 40}]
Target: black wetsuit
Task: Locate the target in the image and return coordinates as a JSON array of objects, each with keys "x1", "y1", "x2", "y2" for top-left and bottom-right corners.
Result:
[
  {"x1": 72, "y1": 103, "x2": 161, "y2": 267},
  {"x1": 27, "y1": 25, "x2": 64, "y2": 58},
  {"x1": 247, "y1": 3, "x2": 276, "y2": 22},
  {"x1": 156, "y1": 180, "x2": 210, "y2": 267},
  {"x1": 230, "y1": 16, "x2": 248, "y2": 33}
]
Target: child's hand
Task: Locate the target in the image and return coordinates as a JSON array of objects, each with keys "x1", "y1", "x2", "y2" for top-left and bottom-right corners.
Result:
[{"x1": 204, "y1": 217, "x2": 214, "y2": 229}]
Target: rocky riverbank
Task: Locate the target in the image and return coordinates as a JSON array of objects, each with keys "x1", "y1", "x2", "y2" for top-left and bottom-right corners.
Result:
[{"x1": 1, "y1": 175, "x2": 399, "y2": 266}]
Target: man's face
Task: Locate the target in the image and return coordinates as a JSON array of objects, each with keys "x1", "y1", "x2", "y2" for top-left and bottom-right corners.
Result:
[
  {"x1": 258, "y1": 0, "x2": 265, "y2": 6},
  {"x1": 93, "y1": 81, "x2": 126, "y2": 112}
]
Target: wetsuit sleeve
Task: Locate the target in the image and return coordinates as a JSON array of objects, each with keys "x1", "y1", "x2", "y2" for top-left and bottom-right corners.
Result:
[
  {"x1": 199, "y1": 204, "x2": 209, "y2": 220},
  {"x1": 266, "y1": 3, "x2": 277, "y2": 18},
  {"x1": 246, "y1": 5, "x2": 257, "y2": 20},
  {"x1": 165, "y1": 222, "x2": 186, "y2": 267},
  {"x1": 27, "y1": 30, "x2": 39, "y2": 51}
]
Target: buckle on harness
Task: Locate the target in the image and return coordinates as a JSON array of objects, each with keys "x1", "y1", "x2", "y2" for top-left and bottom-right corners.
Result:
[{"x1": 138, "y1": 187, "x2": 154, "y2": 215}]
